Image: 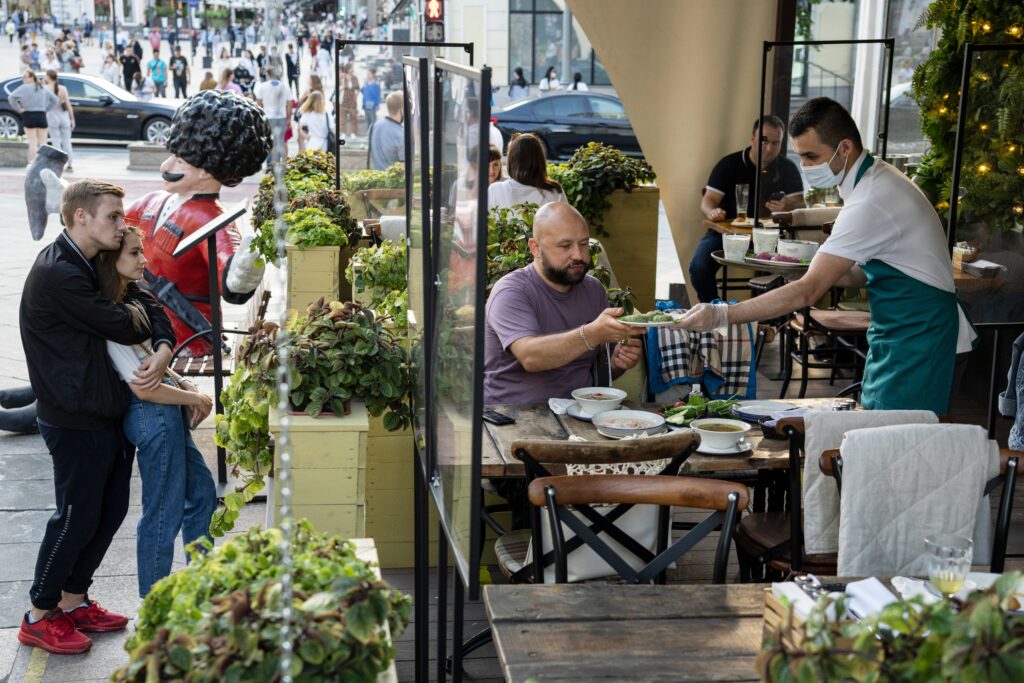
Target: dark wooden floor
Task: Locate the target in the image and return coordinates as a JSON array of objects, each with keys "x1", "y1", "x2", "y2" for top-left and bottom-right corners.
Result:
[{"x1": 383, "y1": 338, "x2": 1024, "y2": 682}]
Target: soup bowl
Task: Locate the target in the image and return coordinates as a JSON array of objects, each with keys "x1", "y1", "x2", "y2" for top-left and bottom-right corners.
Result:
[
  {"x1": 571, "y1": 386, "x2": 627, "y2": 416},
  {"x1": 691, "y1": 417, "x2": 751, "y2": 449}
]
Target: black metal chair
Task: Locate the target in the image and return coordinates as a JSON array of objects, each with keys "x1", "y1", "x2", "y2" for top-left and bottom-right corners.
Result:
[{"x1": 529, "y1": 473, "x2": 747, "y2": 584}]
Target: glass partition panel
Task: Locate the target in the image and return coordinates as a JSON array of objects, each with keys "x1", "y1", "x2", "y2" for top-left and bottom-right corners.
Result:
[
  {"x1": 430, "y1": 59, "x2": 490, "y2": 594},
  {"x1": 949, "y1": 45, "x2": 1024, "y2": 325}
]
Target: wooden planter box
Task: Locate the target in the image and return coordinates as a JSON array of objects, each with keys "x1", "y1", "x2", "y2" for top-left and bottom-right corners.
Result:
[
  {"x1": 0, "y1": 140, "x2": 29, "y2": 167},
  {"x1": 268, "y1": 403, "x2": 369, "y2": 537},
  {"x1": 127, "y1": 142, "x2": 167, "y2": 171},
  {"x1": 285, "y1": 243, "x2": 359, "y2": 312},
  {"x1": 597, "y1": 186, "x2": 660, "y2": 312}
]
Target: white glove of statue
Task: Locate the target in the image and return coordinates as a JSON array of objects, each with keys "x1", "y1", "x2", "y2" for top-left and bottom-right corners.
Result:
[
  {"x1": 224, "y1": 233, "x2": 266, "y2": 295},
  {"x1": 673, "y1": 303, "x2": 730, "y2": 332},
  {"x1": 41, "y1": 168, "x2": 69, "y2": 215}
]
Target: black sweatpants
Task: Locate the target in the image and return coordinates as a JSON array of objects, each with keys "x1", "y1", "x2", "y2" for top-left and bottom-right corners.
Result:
[
  {"x1": 30, "y1": 421, "x2": 134, "y2": 610},
  {"x1": 173, "y1": 78, "x2": 188, "y2": 98}
]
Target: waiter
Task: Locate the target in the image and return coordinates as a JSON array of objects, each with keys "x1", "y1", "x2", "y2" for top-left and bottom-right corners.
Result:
[{"x1": 676, "y1": 97, "x2": 975, "y2": 414}]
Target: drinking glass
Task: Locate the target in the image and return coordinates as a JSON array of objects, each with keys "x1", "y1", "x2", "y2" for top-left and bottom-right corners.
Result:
[
  {"x1": 752, "y1": 228, "x2": 780, "y2": 255},
  {"x1": 722, "y1": 234, "x2": 750, "y2": 261},
  {"x1": 735, "y1": 184, "x2": 750, "y2": 221},
  {"x1": 924, "y1": 534, "x2": 972, "y2": 600},
  {"x1": 824, "y1": 187, "x2": 840, "y2": 207}
]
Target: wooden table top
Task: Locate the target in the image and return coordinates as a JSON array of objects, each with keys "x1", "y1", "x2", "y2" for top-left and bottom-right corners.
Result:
[
  {"x1": 484, "y1": 583, "x2": 766, "y2": 682},
  {"x1": 481, "y1": 398, "x2": 836, "y2": 478}
]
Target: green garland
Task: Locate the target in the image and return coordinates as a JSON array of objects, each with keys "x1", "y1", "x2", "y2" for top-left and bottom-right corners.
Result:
[{"x1": 912, "y1": 0, "x2": 1024, "y2": 234}]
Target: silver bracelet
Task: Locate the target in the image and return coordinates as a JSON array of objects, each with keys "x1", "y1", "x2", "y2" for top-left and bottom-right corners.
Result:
[{"x1": 579, "y1": 324, "x2": 595, "y2": 351}]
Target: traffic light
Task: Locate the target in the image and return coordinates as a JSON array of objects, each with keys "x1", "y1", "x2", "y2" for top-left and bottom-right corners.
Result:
[{"x1": 426, "y1": 0, "x2": 443, "y2": 22}]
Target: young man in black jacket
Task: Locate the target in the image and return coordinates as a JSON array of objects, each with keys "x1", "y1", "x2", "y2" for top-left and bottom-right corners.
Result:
[{"x1": 18, "y1": 179, "x2": 176, "y2": 655}]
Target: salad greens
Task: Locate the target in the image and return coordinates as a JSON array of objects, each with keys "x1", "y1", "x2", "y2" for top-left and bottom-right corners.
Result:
[
  {"x1": 620, "y1": 310, "x2": 673, "y2": 324},
  {"x1": 662, "y1": 394, "x2": 740, "y2": 426}
]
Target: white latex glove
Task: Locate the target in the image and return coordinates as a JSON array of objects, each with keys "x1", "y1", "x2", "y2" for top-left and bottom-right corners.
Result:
[
  {"x1": 673, "y1": 303, "x2": 729, "y2": 332},
  {"x1": 41, "y1": 168, "x2": 69, "y2": 215},
  {"x1": 224, "y1": 233, "x2": 265, "y2": 295}
]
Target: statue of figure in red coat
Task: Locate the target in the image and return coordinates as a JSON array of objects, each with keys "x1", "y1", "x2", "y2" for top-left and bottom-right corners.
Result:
[{"x1": 124, "y1": 90, "x2": 273, "y2": 355}]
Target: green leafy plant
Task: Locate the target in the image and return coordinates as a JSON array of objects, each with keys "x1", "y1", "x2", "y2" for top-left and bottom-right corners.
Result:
[
  {"x1": 911, "y1": 0, "x2": 1024, "y2": 235},
  {"x1": 253, "y1": 207, "x2": 354, "y2": 266},
  {"x1": 548, "y1": 142, "x2": 656, "y2": 237},
  {"x1": 346, "y1": 237, "x2": 408, "y2": 303},
  {"x1": 112, "y1": 522, "x2": 411, "y2": 683},
  {"x1": 341, "y1": 162, "x2": 406, "y2": 192},
  {"x1": 759, "y1": 572, "x2": 1024, "y2": 682}
]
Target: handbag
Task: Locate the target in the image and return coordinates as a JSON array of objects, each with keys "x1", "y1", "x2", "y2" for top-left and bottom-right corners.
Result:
[{"x1": 325, "y1": 113, "x2": 336, "y2": 151}]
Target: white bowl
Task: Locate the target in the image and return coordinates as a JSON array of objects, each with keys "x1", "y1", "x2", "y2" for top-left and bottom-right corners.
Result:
[
  {"x1": 571, "y1": 387, "x2": 627, "y2": 416},
  {"x1": 777, "y1": 239, "x2": 819, "y2": 261},
  {"x1": 592, "y1": 409, "x2": 666, "y2": 437},
  {"x1": 691, "y1": 417, "x2": 751, "y2": 449}
]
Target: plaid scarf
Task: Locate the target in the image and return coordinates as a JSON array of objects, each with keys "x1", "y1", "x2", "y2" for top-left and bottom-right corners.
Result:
[{"x1": 646, "y1": 322, "x2": 757, "y2": 399}]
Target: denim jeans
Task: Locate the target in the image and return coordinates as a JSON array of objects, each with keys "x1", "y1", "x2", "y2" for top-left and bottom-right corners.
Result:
[
  {"x1": 123, "y1": 395, "x2": 216, "y2": 597},
  {"x1": 688, "y1": 229, "x2": 724, "y2": 303}
]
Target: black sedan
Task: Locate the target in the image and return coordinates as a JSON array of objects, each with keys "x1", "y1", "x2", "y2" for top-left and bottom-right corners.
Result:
[
  {"x1": 0, "y1": 74, "x2": 178, "y2": 144},
  {"x1": 492, "y1": 92, "x2": 643, "y2": 161}
]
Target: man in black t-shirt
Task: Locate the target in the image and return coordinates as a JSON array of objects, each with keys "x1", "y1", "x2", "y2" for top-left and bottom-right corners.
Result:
[
  {"x1": 688, "y1": 115, "x2": 805, "y2": 303},
  {"x1": 170, "y1": 46, "x2": 190, "y2": 98},
  {"x1": 121, "y1": 47, "x2": 141, "y2": 91}
]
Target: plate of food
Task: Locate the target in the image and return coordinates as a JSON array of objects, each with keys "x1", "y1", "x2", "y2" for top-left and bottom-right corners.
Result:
[
  {"x1": 662, "y1": 395, "x2": 740, "y2": 427},
  {"x1": 743, "y1": 252, "x2": 810, "y2": 268},
  {"x1": 592, "y1": 410, "x2": 667, "y2": 438},
  {"x1": 732, "y1": 218, "x2": 778, "y2": 228},
  {"x1": 618, "y1": 310, "x2": 679, "y2": 327}
]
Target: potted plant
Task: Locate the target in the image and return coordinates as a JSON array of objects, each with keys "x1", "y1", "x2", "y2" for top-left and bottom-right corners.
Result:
[
  {"x1": 345, "y1": 237, "x2": 408, "y2": 328},
  {"x1": 549, "y1": 142, "x2": 659, "y2": 310},
  {"x1": 111, "y1": 521, "x2": 411, "y2": 682}
]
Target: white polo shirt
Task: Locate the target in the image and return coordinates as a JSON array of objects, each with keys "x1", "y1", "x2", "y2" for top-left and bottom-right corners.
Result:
[{"x1": 817, "y1": 151, "x2": 975, "y2": 352}]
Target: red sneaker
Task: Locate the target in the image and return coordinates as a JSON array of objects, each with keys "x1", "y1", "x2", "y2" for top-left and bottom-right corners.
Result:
[
  {"x1": 65, "y1": 597, "x2": 129, "y2": 633},
  {"x1": 18, "y1": 610, "x2": 92, "y2": 654}
]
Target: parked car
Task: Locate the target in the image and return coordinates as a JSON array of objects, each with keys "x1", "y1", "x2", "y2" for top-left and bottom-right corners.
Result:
[
  {"x1": 492, "y1": 92, "x2": 643, "y2": 161},
  {"x1": 0, "y1": 73, "x2": 178, "y2": 144}
]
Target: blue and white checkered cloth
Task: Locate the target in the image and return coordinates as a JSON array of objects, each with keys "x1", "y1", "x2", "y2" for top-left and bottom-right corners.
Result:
[{"x1": 646, "y1": 320, "x2": 757, "y2": 399}]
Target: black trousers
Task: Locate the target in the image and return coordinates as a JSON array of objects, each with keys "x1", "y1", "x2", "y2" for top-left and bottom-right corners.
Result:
[
  {"x1": 173, "y1": 78, "x2": 188, "y2": 98},
  {"x1": 30, "y1": 421, "x2": 134, "y2": 610}
]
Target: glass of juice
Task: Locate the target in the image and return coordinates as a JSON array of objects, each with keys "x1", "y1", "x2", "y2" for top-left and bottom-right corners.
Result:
[{"x1": 924, "y1": 534, "x2": 972, "y2": 600}]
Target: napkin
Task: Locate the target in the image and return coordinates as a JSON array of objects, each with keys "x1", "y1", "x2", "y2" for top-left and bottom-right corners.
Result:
[
  {"x1": 891, "y1": 576, "x2": 940, "y2": 605},
  {"x1": 772, "y1": 582, "x2": 817, "y2": 621},
  {"x1": 548, "y1": 398, "x2": 575, "y2": 415},
  {"x1": 845, "y1": 577, "x2": 898, "y2": 619}
]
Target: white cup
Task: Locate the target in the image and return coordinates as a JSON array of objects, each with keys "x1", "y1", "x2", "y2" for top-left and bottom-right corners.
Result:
[
  {"x1": 752, "y1": 228, "x2": 780, "y2": 255},
  {"x1": 722, "y1": 234, "x2": 751, "y2": 261}
]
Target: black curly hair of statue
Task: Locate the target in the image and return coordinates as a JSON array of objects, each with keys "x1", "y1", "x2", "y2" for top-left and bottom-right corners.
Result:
[{"x1": 165, "y1": 90, "x2": 273, "y2": 186}]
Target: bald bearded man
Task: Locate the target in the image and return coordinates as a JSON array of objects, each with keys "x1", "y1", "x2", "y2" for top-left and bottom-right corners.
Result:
[{"x1": 483, "y1": 202, "x2": 644, "y2": 403}]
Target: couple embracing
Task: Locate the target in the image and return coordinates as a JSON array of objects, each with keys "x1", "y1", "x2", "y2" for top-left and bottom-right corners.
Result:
[{"x1": 17, "y1": 179, "x2": 217, "y2": 654}]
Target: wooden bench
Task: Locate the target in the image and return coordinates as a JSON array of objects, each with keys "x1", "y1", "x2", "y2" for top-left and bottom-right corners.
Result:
[{"x1": 170, "y1": 288, "x2": 271, "y2": 377}]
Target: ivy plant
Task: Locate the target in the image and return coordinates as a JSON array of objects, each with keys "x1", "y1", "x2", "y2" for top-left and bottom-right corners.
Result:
[
  {"x1": 112, "y1": 522, "x2": 411, "y2": 683},
  {"x1": 548, "y1": 142, "x2": 656, "y2": 237},
  {"x1": 759, "y1": 572, "x2": 1024, "y2": 682}
]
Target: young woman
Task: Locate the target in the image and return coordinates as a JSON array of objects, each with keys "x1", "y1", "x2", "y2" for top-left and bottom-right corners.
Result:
[
  {"x1": 198, "y1": 71, "x2": 217, "y2": 91},
  {"x1": 487, "y1": 133, "x2": 566, "y2": 209},
  {"x1": 43, "y1": 70, "x2": 74, "y2": 173},
  {"x1": 10, "y1": 70, "x2": 57, "y2": 162},
  {"x1": 216, "y1": 67, "x2": 243, "y2": 95},
  {"x1": 298, "y1": 90, "x2": 334, "y2": 152},
  {"x1": 95, "y1": 227, "x2": 216, "y2": 598},
  {"x1": 131, "y1": 71, "x2": 155, "y2": 101},
  {"x1": 538, "y1": 66, "x2": 561, "y2": 94},
  {"x1": 100, "y1": 52, "x2": 121, "y2": 86},
  {"x1": 508, "y1": 66, "x2": 529, "y2": 101},
  {"x1": 569, "y1": 72, "x2": 589, "y2": 91}
]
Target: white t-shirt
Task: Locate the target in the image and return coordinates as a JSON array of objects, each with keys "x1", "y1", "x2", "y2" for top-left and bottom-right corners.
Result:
[
  {"x1": 818, "y1": 151, "x2": 975, "y2": 352},
  {"x1": 487, "y1": 178, "x2": 567, "y2": 209},
  {"x1": 106, "y1": 340, "x2": 147, "y2": 383},
  {"x1": 256, "y1": 79, "x2": 290, "y2": 119},
  {"x1": 300, "y1": 110, "x2": 334, "y2": 151}
]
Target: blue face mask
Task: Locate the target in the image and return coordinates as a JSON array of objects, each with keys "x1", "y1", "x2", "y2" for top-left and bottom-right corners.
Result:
[{"x1": 801, "y1": 144, "x2": 847, "y2": 189}]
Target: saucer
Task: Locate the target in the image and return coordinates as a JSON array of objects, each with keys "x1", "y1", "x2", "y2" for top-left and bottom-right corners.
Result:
[
  {"x1": 566, "y1": 402, "x2": 594, "y2": 422},
  {"x1": 696, "y1": 440, "x2": 752, "y2": 455}
]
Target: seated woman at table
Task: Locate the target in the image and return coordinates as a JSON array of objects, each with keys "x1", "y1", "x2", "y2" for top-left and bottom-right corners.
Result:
[
  {"x1": 487, "y1": 133, "x2": 567, "y2": 210},
  {"x1": 688, "y1": 115, "x2": 804, "y2": 303},
  {"x1": 483, "y1": 202, "x2": 644, "y2": 405}
]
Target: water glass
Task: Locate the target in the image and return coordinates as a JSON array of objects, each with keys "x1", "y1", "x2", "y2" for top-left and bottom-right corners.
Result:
[
  {"x1": 824, "y1": 187, "x2": 840, "y2": 207},
  {"x1": 924, "y1": 534, "x2": 972, "y2": 599},
  {"x1": 722, "y1": 234, "x2": 750, "y2": 261},
  {"x1": 735, "y1": 184, "x2": 750, "y2": 221},
  {"x1": 752, "y1": 228, "x2": 780, "y2": 255}
]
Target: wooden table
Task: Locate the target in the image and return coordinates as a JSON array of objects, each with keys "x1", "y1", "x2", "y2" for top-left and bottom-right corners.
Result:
[
  {"x1": 484, "y1": 583, "x2": 765, "y2": 682},
  {"x1": 481, "y1": 398, "x2": 836, "y2": 478}
]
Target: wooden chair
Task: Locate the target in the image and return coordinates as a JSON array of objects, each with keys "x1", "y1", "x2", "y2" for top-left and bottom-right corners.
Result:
[
  {"x1": 529, "y1": 473, "x2": 747, "y2": 584},
  {"x1": 778, "y1": 306, "x2": 870, "y2": 400},
  {"x1": 169, "y1": 289, "x2": 272, "y2": 378},
  {"x1": 820, "y1": 446, "x2": 1018, "y2": 572}
]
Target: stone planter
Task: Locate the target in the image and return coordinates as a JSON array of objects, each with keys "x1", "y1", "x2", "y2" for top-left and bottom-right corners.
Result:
[
  {"x1": 0, "y1": 140, "x2": 29, "y2": 167},
  {"x1": 597, "y1": 186, "x2": 660, "y2": 311},
  {"x1": 285, "y1": 243, "x2": 359, "y2": 311},
  {"x1": 127, "y1": 142, "x2": 167, "y2": 171}
]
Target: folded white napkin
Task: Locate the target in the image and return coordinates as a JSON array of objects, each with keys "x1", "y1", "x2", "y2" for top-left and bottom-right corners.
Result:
[
  {"x1": 845, "y1": 577, "x2": 898, "y2": 619},
  {"x1": 548, "y1": 398, "x2": 575, "y2": 415}
]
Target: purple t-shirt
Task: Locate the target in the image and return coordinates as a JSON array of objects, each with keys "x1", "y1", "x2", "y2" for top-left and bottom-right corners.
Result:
[{"x1": 484, "y1": 265, "x2": 608, "y2": 403}]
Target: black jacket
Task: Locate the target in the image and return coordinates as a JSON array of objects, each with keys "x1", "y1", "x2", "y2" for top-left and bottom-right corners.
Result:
[{"x1": 20, "y1": 232, "x2": 175, "y2": 430}]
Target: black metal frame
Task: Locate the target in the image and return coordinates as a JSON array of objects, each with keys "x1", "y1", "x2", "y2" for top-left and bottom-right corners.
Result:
[
  {"x1": 753, "y1": 38, "x2": 895, "y2": 228},
  {"x1": 332, "y1": 39, "x2": 473, "y2": 191},
  {"x1": 542, "y1": 485, "x2": 741, "y2": 584}
]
